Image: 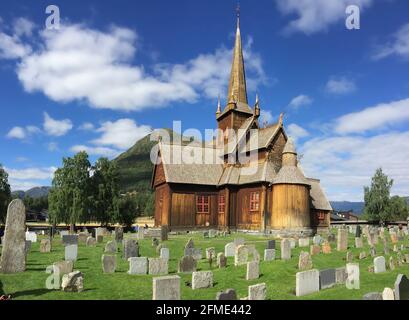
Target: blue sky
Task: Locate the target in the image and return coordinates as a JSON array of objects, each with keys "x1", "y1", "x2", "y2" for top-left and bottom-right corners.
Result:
[{"x1": 0, "y1": 0, "x2": 408, "y2": 201}]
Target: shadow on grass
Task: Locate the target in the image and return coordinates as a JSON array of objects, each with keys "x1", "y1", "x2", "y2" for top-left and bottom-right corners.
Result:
[{"x1": 12, "y1": 288, "x2": 51, "y2": 298}]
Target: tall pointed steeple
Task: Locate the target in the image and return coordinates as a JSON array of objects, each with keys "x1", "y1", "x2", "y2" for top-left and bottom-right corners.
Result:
[{"x1": 227, "y1": 5, "x2": 248, "y2": 105}]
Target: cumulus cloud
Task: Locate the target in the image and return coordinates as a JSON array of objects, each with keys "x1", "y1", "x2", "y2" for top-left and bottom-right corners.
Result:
[
  {"x1": 43, "y1": 112, "x2": 73, "y2": 136},
  {"x1": 6, "y1": 166, "x2": 57, "y2": 191},
  {"x1": 91, "y1": 118, "x2": 152, "y2": 149},
  {"x1": 288, "y1": 94, "x2": 312, "y2": 109},
  {"x1": 13, "y1": 17, "x2": 35, "y2": 37},
  {"x1": 275, "y1": 0, "x2": 373, "y2": 35},
  {"x1": 325, "y1": 77, "x2": 356, "y2": 94},
  {"x1": 372, "y1": 23, "x2": 409, "y2": 60},
  {"x1": 300, "y1": 131, "x2": 409, "y2": 201},
  {"x1": 0, "y1": 19, "x2": 266, "y2": 111},
  {"x1": 78, "y1": 122, "x2": 95, "y2": 131},
  {"x1": 70, "y1": 145, "x2": 120, "y2": 157},
  {"x1": 287, "y1": 123, "x2": 309, "y2": 141},
  {"x1": 6, "y1": 126, "x2": 26, "y2": 139},
  {"x1": 335, "y1": 98, "x2": 409, "y2": 134}
]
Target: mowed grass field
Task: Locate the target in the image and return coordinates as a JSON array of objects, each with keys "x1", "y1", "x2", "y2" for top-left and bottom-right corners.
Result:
[{"x1": 0, "y1": 231, "x2": 408, "y2": 300}]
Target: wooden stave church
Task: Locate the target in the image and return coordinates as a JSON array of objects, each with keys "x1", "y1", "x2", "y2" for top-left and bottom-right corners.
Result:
[{"x1": 151, "y1": 15, "x2": 332, "y2": 235}]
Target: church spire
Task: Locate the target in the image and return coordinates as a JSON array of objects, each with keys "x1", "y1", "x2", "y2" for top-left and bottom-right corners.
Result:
[{"x1": 227, "y1": 5, "x2": 248, "y2": 105}]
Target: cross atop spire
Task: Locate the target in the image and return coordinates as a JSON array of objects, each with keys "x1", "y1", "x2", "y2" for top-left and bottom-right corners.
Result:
[{"x1": 226, "y1": 4, "x2": 248, "y2": 105}]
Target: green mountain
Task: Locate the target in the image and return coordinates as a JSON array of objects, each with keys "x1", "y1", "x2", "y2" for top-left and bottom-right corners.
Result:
[{"x1": 12, "y1": 186, "x2": 51, "y2": 199}]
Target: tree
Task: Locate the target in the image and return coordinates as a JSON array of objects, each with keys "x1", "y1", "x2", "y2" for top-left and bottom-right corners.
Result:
[
  {"x1": 116, "y1": 194, "x2": 138, "y2": 227},
  {"x1": 388, "y1": 196, "x2": 409, "y2": 221},
  {"x1": 91, "y1": 158, "x2": 120, "y2": 225},
  {"x1": 48, "y1": 152, "x2": 92, "y2": 228},
  {"x1": 363, "y1": 168, "x2": 393, "y2": 222},
  {"x1": 0, "y1": 164, "x2": 11, "y2": 223}
]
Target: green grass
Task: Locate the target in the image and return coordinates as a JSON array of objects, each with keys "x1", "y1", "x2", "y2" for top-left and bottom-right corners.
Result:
[{"x1": 0, "y1": 231, "x2": 408, "y2": 300}]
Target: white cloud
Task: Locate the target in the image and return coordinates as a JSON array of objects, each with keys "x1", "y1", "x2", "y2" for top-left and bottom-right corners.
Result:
[
  {"x1": 300, "y1": 131, "x2": 409, "y2": 201},
  {"x1": 287, "y1": 123, "x2": 309, "y2": 141},
  {"x1": 78, "y1": 122, "x2": 95, "y2": 131},
  {"x1": 43, "y1": 112, "x2": 73, "y2": 137},
  {"x1": 325, "y1": 77, "x2": 356, "y2": 94},
  {"x1": 0, "y1": 19, "x2": 265, "y2": 111},
  {"x1": 6, "y1": 166, "x2": 56, "y2": 180},
  {"x1": 275, "y1": 0, "x2": 373, "y2": 35},
  {"x1": 6, "y1": 126, "x2": 26, "y2": 139},
  {"x1": 260, "y1": 110, "x2": 274, "y2": 125},
  {"x1": 335, "y1": 98, "x2": 409, "y2": 134},
  {"x1": 0, "y1": 32, "x2": 31, "y2": 59},
  {"x1": 288, "y1": 94, "x2": 312, "y2": 109},
  {"x1": 92, "y1": 118, "x2": 152, "y2": 149},
  {"x1": 372, "y1": 23, "x2": 409, "y2": 60},
  {"x1": 70, "y1": 145, "x2": 120, "y2": 158},
  {"x1": 47, "y1": 142, "x2": 59, "y2": 152},
  {"x1": 13, "y1": 17, "x2": 35, "y2": 37},
  {"x1": 16, "y1": 157, "x2": 29, "y2": 163}
]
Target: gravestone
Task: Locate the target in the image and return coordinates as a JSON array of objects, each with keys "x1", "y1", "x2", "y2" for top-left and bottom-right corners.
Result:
[
  {"x1": 313, "y1": 235, "x2": 322, "y2": 245},
  {"x1": 327, "y1": 233, "x2": 336, "y2": 243},
  {"x1": 248, "y1": 283, "x2": 266, "y2": 300},
  {"x1": 382, "y1": 287, "x2": 395, "y2": 300},
  {"x1": 184, "y1": 238, "x2": 195, "y2": 256},
  {"x1": 104, "y1": 240, "x2": 117, "y2": 254},
  {"x1": 310, "y1": 245, "x2": 320, "y2": 256},
  {"x1": 370, "y1": 246, "x2": 377, "y2": 257},
  {"x1": 346, "y1": 263, "x2": 360, "y2": 289},
  {"x1": 234, "y1": 238, "x2": 245, "y2": 246},
  {"x1": 62, "y1": 235, "x2": 78, "y2": 246},
  {"x1": 152, "y1": 238, "x2": 159, "y2": 247},
  {"x1": 156, "y1": 243, "x2": 167, "y2": 254},
  {"x1": 289, "y1": 239, "x2": 296, "y2": 249},
  {"x1": 160, "y1": 247, "x2": 170, "y2": 260},
  {"x1": 355, "y1": 237, "x2": 363, "y2": 248},
  {"x1": 225, "y1": 242, "x2": 236, "y2": 257},
  {"x1": 160, "y1": 225, "x2": 168, "y2": 241},
  {"x1": 53, "y1": 260, "x2": 73, "y2": 276},
  {"x1": 61, "y1": 271, "x2": 84, "y2": 292},
  {"x1": 363, "y1": 292, "x2": 382, "y2": 300},
  {"x1": 390, "y1": 233, "x2": 398, "y2": 244},
  {"x1": 235, "y1": 245, "x2": 259, "y2": 266},
  {"x1": 217, "y1": 252, "x2": 227, "y2": 268},
  {"x1": 298, "y1": 251, "x2": 313, "y2": 270},
  {"x1": 346, "y1": 251, "x2": 353, "y2": 263},
  {"x1": 394, "y1": 274, "x2": 409, "y2": 300},
  {"x1": 337, "y1": 228, "x2": 348, "y2": 251},
  {"x1": 281, "y1": 239, "x2": 291, "y2": 260},
  {"x1": 152, "y1": 275, "x2": 180, "y2": 300},
  {"x1": 40, "y1": 239, "x2": 51, "y2": 253},
  {"x1": 148, "y1": 258, "x2": 168, "y2": 275},
  {"x1": 137, "y1": 228, "x2": 144, "y2": 240},
  {"x1": 246, "y1": 261, "x2": 259, "y2": 280},
  {"x1": 355, "y1": 225, "x2": 361, "y2": 238},
  {"x1": 296, "y1": 269, "x2": 320, "y2": 297},
  {"x1": 115, "y1": 227, "x2": 124, "y2": 242},
  {"x1": 322, "y1": 241, "x2": 331, "y2": 254},
  {"x1": 216, "y1": 289, "x2": 237, "y2": 300},
  {"x1": 264, "y1": 249, "x2": 275, "y2": 261},
  {"x1": 97, "y1": 235, "x2": 103, "y2": 243},
  {"x1": 24, "y1": 240, "x2": 31, "y2": 256},
  {"x1": 65, "y1": 244, "x2": 78, "y2": 262},
  {"x1": 78, "y1": 232, "x2": 88, "y2": 243},
  {"x1": 374, "y1": 256, "x2": 386, "y2": 273},
  {"x1": 267, "y1": 240, "x2": 275, "y2": 249},
  {"x1": 128, "y1": 257, "x2": 148, "y2": 275},
  {"x1": 123, "y1": 239, "x2": 138, "y2": 260},
  {"x1": 298, "y1": 238, "x2": 310, "y2": 247},
  {"x1": 192, "y1": 271, "x2": 213, "y2": 289},
  {"x1": 0, "y1": 200, "x2": 26, "y2": 273},
  {"x1": 389, "y1": 256, "x2": 396, "y2": 271},
  {"x1": 319, "y1": 269, "x2": 336, "y2": 289},
  {"x1": 25, "y1": 231, "x2": 37, "y2": 243},
  {"x1": 86, "y1": 237, "x2": 96, "y2": 247},
  {"x1": 206, "y1": 247, "x2": 215, "y2": 260},
  {"x1": 102, "y1": 255, "x2": 116, "y2": 273},
  {"x1": 178, "y1": 255, "x2": 197, "y2": 273},
  {"x1": 60, "y1": 230, "x2": 69, "y2": 238},
  {"x1": 359, "y1": 251, "x2": 367, "y2": 259},
  {"x1": 335, "y1": 267, "x2": 347, "y2": 284}
]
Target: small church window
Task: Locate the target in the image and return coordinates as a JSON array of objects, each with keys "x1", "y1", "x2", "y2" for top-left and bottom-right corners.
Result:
[
  {"x1": 197, "y1": 195, "x2": 210, "y2": 214},
  {"x1": 218, "y1": 195, "x2": 225, "y2": 213},
  {"x1": 249, "y1": 192, "x2": 260, "y2": 211},
  {"x1": 318, "y1": 212, "x2": 325, "y2": 220}
]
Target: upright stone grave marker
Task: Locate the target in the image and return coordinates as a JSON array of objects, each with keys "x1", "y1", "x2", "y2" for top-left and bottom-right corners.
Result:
[
  {"x1": 160, "y1": 225, "x2": 168, "y2": 241},
  {"x1": 394, "y1": 274, "x2": 409, "y2": 300},
  {"x1": 216, "y1": 289, "x2": 237, "y2": 300},
  {"x1": 374, "y1": 256, "x2": 386, "y2": 273},
  {"x1": 296, "y1": 269, "x2": 320, "y2": 297},
  {"x1": 337, "y1": 228, "x2": 348, "y2": 251},
  {"x1": 225, "y1": 242, "x2": 235, "y2": 257},
  {"x1": 281, "y1": 239, "x2": 291, "y2": 260},
  {"x1": 178, "y1": 255, "x2": 197, "y2": 273},
  {"x1": 319, "y1": 269, "x2": 336, "y2": 289},
  {"x1": 246, "y1": 261, "x2": 259, "y2": 280},
  {"x1": 248, "y1": 283, "x2": 266, "y2": 300},
  {"x1": 148, "y1": 258, "x2": 168, "y2": 275},
  {"x1": 123, "y1": 239, "x2": 138, "y2": 260},
  {"x1": 152, "y1": 275, "x2": 180, "y2": 300},
  {"x1": 192, "y1": 271, "x2": 213, "y2": 290},
  {"x1": 346, "y1": 263, "x2": 360, "y2": 289},
  {"x1": 115, "y1": 227, "x2": 123, "y2": 243},
  {"x1": 128, "y1": 257, "x2": 148, "y2": 275},
  {"x1": 0, "y1": 199, "x2": 26, "y2": 273}
]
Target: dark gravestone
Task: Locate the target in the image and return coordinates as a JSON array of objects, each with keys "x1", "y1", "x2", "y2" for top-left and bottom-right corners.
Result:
[
  {"x1": 160, "y1": 225, "x2": 168, "y2": 241},
  {"x1": 355, "y1": 225, "x2": 362, "y2": 238},
  {"x1": 0, "y1": 199, "x2": 26, "y2": 273},
  {"x1": 395, "y1": 274, "x2": 409, "y2": 300},
  {"x1": 178, "y1": 255, "x2": 197, "y2": 273},
  {"x1": 152, "y1": 238, "x2": 159, "y2": 247},
  {"x1": 115, "y1": 227, "x2": 123, "y2": 242},
  {"x1": 327, "y1": 234, "x2": 336, "y2": 243},
  {"x1": 363, "y1": 292, "x2": 382, "y2": 300},
  {"x1": 62, "y1": 235, "x2": 78, "y2": 246},
  {"x1": 319, "y1": 269, "x2": 336, "y2": 290},
  {"x1": 123, "y1": 239, "x2": 139, "y2": 260},
  {"x1": 216, "y1": 289, "x2": 237, "y2": 300},
  {"x1": 267, "y1": 240, "x2": 276, "y2": 250}
]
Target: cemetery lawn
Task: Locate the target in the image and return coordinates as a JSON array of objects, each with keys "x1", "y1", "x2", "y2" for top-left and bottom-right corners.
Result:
[{"x1": 1, "y1": 232, "x2": 408, "y2": 300}]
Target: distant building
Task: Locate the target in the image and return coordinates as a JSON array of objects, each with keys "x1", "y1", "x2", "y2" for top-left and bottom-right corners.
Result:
[{"x1": 332, "y1": 210, "x2": 359, "y2": 221}]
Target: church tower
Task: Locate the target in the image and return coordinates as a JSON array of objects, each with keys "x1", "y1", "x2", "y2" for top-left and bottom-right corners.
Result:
[{"x1": 216, "y1": 8, "x2": 256, "y2": 140}]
